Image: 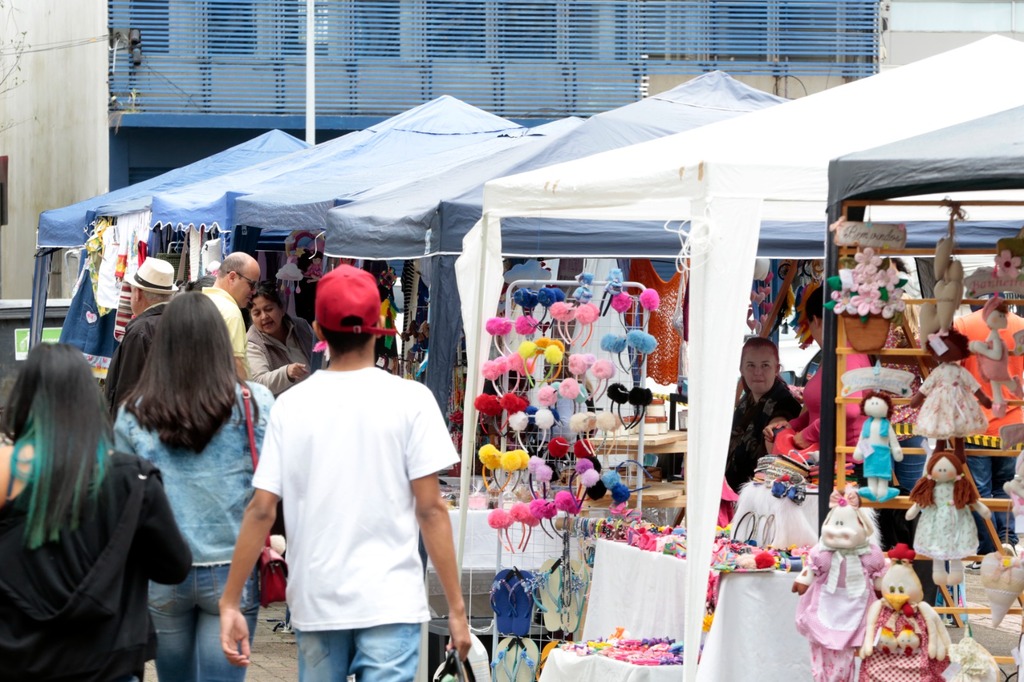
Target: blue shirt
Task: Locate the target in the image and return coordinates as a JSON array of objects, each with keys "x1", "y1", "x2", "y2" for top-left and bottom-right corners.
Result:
[{"x1": 114, "y1": 383, "x2": 275, "y2": 564}]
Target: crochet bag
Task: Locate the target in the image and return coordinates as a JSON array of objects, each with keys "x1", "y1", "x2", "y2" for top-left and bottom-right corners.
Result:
[{"x1": 242, "y1": 387, "x2": 289, "y2": 607}]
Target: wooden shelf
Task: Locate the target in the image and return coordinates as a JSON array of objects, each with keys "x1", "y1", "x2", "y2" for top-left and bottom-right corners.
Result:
[
  {"x1": 581, "y1": 481, "x2": 686, "y2": 509},
  {"x1": 593, "y1": 431, "x2": 688, "y2": 456}
]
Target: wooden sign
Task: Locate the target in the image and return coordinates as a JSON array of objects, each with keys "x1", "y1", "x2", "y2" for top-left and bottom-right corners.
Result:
[
  {"x1": 964, "y1": 266, "x2": 1024, "y2": 298},
  {"x1": 840, "y1": 363, "x2": 915, "y2": 397},
  {"x1": 831, "y1": 220, "x2": 907, "y2": 249}
]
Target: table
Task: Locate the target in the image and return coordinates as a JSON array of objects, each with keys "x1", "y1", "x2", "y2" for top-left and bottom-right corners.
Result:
[
  {"x1": 540, "y1": 649, "x2": 682, "y2": 682},
  {"x1": 583, "y1": 540, "x2": 687, "y2": 643},
  {"x1": 696, "y1": 571, "x2": 811, "y2": 681},
  {"x1": 542, "y1": 540, "x2": 812, "y2": 682},
  {"x1": 581, "y1": 481, "x2": 687, "y2": 510},
  {"x1": 595, "y1": 431, "x2": 688, "y2": 457}
]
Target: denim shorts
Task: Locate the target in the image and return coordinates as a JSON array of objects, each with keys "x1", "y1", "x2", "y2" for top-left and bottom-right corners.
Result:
[{"x1": 296, "y1": 622, "x2": 422, "y2": 682}]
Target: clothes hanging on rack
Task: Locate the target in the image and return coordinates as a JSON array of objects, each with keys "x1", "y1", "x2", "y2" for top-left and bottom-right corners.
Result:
[{"x1": 628, "y1": 259, "x2": 683, "y2": 386}]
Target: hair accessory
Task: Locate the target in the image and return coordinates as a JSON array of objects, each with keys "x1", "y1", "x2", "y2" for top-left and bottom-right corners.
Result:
[
  {"x1": 626, "y1": 330, "x2": 657, "y2": 355},
  {"x1": 639, "y1": 289, "x2": 660, "y2": 312},
  {"x1": 559, "y1": 378, "x2": 581, "y2": 401},
  {"x1": 568, "y1": 412, "x2": 596, "y2": 434},
  {"x1": 515, "y1": 315, "x2": 540, "y2": 336},
  {"x1": 500, "y1": 393, "x2": 529, "y2": 415},
  {"x1": 486, "y1": 316, "x2": 514, "y2": 337},
  {"x1": 481, "y1": 357, "x2": 508, "y2": 384},
  {"x1": 568, "y1": 354, "x2": 595, "y2": 377},
  {"x1": 508, "y1": 411, "x2": 530, "y2": 433},
  {"x1": 573, "y1": 272, "x2": 595, "y2": 303},
  {"x1": 475, "y1": 393, "x2": 503, "y2": 418},
  {"x1": 537, "y1": 384, "x2": 558, "y2": 408},
  {"x1": 610, "y1": 292, "x2": 633, "y2": 314},
  {"x1": 554, "y1": 490, "x2": 580, "y2": 514},
  {"x1": 607, "y1": 383, "x2": 630, "y2": 405},
  {"x1": 570, "y1": 302, "x2": 600, "y2": 346},
  {"x1": 548, "y1": 437, "x2": 570, "y2": 459},
  {"x1": 513, "y1": 288, "x2": 539, "y2": 312},
  {"x1": 600, "y1": 333, "x2": 628, "y2": 354},
  {"x1": 550, "y1": 301, "x2": 575, "y2": 323},
  {"x1": 537, "y1": 287, "x2": 565, "y2": 308},
  {"x1": 599, "y1": 269, "x2": 625, "y2": 316},
  {"x1": 574, "y1": 438, "x2": 596, "y2": 459}
]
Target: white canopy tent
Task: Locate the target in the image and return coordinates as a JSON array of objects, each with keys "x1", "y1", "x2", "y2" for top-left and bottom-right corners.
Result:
[{"x1": 454, "y1": 36, "x2": 1024, "y2": 681}]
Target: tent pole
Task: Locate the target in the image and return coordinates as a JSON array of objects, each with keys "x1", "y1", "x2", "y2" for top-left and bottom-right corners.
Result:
[{"x1": 305, "y1": 0, "x2": 316, "y2": 145}]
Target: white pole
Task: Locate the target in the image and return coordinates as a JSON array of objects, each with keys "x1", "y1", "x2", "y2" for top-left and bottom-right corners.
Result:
[{"x1": 305, "y1": 0, "x2": 316, "y2": 145}]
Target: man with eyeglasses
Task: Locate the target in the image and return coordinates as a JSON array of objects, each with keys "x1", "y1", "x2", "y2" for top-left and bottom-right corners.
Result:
[{"x1": 204, "y1": 252, "x2": 261, "y2": 380}]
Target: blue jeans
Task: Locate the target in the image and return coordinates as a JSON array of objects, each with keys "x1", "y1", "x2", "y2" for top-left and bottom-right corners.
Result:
[
  {"x1": 892, "y1": 436, "x2": 927, "y2": 495},
  {"x1": 967, "y1": 449, "x2": 1018, "y2": 554},
  {"x1": 295, "y1": 623, "x2": 421, "y2": 682},
  {"x1": 148, "y1": 564, "x2": 260, "y2": 682}
]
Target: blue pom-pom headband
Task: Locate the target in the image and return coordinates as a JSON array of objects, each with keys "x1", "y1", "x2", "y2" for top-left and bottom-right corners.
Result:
[
  {"x1": 572, "y1": 272, "x2": 595, "y2": 304},
  {"x1": 599, "y1": 268, "x2": 625, "y2": 316},
  {"x1": 513, "y1": 287, "x2": 540, "y2": 311}
]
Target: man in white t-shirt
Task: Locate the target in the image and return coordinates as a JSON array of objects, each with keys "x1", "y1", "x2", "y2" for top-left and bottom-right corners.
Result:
[{"x1": 218, "y1": 264, "x2": 470, "y2": 680}]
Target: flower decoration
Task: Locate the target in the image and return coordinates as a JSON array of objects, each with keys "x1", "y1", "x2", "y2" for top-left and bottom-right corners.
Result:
[
  {"x1": 824, "y1": 247, "x2": 907, "y2": 322},
  {"x1": 995, "y1": 249, "x2": 1022, "y2": 280}
]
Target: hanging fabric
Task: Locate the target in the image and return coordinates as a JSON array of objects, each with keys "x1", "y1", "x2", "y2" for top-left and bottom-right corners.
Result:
[{"x1": 628, "y1": 259, "x2": 684, "y2": 386}]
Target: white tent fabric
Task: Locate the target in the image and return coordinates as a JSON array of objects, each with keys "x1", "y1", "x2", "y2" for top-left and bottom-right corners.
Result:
[{"x1": 455, "y1": 35, "x2": 1024, "y2": 682}]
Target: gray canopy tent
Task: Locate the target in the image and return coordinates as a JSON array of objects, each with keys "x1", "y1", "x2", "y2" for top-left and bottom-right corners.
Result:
[
  {"x1": 819, "y1": 104, "x2": 1024, "y2": 524},
  {"x1": 325, "y1": 72, "x2": 786, "y2": 411}
]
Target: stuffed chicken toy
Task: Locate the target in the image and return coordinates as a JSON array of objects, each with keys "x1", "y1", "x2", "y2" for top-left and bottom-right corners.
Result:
[
  {"x1": 853, "y1": 392, "x2": 903, "y2": 502},
  {"x1": 910, "y1": 329, "x2": 990, "y2": 451},
  {"x1": 968, "y1": 295, "x2": 1024, "y2": 418},
  {"x1": 907, "y1": 450, "x2": 991, "y2": 586},
  {"x1": 858, "y1": 543, "x2": 950, "y2": 681},
  {"x1": 793, "y1": 485, "x2": 885, "y2": 682}
]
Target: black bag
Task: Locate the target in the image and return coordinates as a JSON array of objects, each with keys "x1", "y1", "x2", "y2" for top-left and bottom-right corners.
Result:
[{"x1": 432, "y1": 649, "x2": 474, "y2": 682}]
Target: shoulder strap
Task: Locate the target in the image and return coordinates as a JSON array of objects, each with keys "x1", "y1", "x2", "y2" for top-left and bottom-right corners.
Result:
[{"x1": 241, "y1": 386, "x2": 258, "y2": 470}]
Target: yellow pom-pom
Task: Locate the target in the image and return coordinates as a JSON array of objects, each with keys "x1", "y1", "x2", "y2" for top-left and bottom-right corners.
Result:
[
  {"x1": 545, "y1": 346, "x2": 564, "y2": 364},
  {"x1": 550, "y1": 339, "x2": 565, "y2": 353},
  {"x1": 508, "y1": 449, "x2": 530, "y2": 470},
  {"x1": 478, "y1": 444, "x2": 502, "y2": 470},
  {"x1": 518, "y1": 341, "x2": 537, "y2": 359},
  {"x1": 535, "y1": 337, "x2": 552, "y2": 349}
]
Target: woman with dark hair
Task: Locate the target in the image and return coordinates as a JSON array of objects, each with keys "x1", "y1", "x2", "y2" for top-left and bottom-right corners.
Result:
[
  {"x1": 0, "y1": 343, "x2": 190, "y2": 681},
  {"x1": 725, "y1": 336, "x2": 802, "y2": 492},
  {"x1": 114, "y1": 293, "x2": 275, "y2": 682},
  {"x1": 767, "y1": 282, "x2": 871, "y2": 452},
  {"x1": 247, "y1": 281, "x2": 315, "y2": 395}
]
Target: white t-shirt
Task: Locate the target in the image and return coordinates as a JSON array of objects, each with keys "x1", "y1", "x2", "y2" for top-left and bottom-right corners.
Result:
[{"x1": 253, "y1": 368, "x2": 458, "y2": 631}]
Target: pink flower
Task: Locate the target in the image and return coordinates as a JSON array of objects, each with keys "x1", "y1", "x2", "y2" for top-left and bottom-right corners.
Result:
[{"x1": 995, "y1": 249, "x2": 1021, "y2": 279}]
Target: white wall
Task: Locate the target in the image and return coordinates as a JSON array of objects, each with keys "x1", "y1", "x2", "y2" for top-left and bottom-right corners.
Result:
[
  {"x1": 0, "y1": 0, "x2": 107, "y2": 299},
  {"x1": 885, "y1": 1, "x2": 1024, "y2": 65}
]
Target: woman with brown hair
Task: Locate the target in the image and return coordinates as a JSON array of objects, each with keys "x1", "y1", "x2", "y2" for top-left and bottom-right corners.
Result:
[
  {"x1": 247, "y1": 281, "x2": 315, "y2": 396},
  {"x1": 114, "y1": 292, "x2": 275, "y2": 682},
  {"x1": 725, "y1": 336, "x2": 802, "y2": 492}
]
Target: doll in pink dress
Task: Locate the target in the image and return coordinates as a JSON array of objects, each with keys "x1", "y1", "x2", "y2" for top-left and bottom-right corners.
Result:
[
  {"x1": 968, "y1": 295, "x2": 1023, "y2": 418},
  {"x1": 910, "y1": 329, "x2": 991, "y2": 461},
  {"x1": 793, "y1": 486, "x2": 886, "y2": 682}
]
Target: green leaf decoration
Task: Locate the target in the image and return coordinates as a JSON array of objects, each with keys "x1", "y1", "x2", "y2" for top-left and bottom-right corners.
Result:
[
  {"x1": 880, "y1": 288, "x2": 889, "y2": 302},
  {"x1": 897, "y1": 278, "x2": 908, "y2": 289},
  {"x1": 860, "y1": 315, "x2": 869, "y2": 323},
  {"x1": 824, "y1": 300, "x2": 837, "y2": 311},
  {"x1": 827, "y1": 276, "x2": 843, "y2": 290}
]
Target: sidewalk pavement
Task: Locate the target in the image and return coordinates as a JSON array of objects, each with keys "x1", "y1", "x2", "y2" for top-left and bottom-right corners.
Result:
[{"x1": 145, "y1": 604, "x2": 298, "y2": 681}]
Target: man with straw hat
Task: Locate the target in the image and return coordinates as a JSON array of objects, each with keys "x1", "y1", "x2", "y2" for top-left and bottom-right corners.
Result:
[{"x1": 105, "y1": 257, "x2": 178, "y2": 415}]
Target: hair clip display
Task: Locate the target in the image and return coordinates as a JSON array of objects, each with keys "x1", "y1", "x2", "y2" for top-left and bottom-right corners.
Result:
[
  {"x1": 599, "y1": 269, "x2": 625, "y2": 316},
  {"x1": 572, "y1": 272, "x2": 595, "y2": 303}
]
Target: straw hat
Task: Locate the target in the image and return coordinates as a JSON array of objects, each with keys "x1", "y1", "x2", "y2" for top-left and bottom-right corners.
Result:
[{"x1": 130, "y1": 258, "x2": 178, "y2": 295}]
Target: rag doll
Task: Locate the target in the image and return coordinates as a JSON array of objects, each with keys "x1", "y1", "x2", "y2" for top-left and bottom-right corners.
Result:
[
  {"x1": 910, "y1": 328, "x2": 991, "y2": 458},
  {"x1": 968, "y1": 295, "x2": 1024, "y2": 418},
  {"x1": 907, "y1": 450, "x2": 991, "y2": 585},
  {"x1": 858, "y1": 543, "x2": 950, "y2": 681},
  {"x1": 852, "y1": 392, "x2": 903, "y2": 502},
  {"x1": 793, "y1": 485, "x2": 885, "y2": 682}
]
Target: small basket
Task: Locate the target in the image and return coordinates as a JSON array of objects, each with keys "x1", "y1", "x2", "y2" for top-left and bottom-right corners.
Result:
[{"x1": 842, "y1": 314, "x2": 890, "y2": 352}]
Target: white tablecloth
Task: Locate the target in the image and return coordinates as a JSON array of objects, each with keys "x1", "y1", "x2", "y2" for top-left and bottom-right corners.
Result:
[
  {"x1": 696, "y1": 571, "x2": 811, "y2": 681},
  {"x1": 448, "y1": 510, "x2": 566, "y2": 570},
  {"x1": 540, "y1": 649, "x2": 683, "y2": 682},
  {"x1": 583, "y1": 540, "x2": 687, "y2": 643}
]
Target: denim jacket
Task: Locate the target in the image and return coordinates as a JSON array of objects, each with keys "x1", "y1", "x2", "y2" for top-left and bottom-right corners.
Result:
[{"x1": 114, "y1": 382, "x2": 275, "y2": 564}]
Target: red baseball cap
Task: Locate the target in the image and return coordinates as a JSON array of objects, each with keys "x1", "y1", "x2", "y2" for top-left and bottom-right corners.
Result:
[{"x1": 315, "y1": 265, "x2": 396, "y2": 335}]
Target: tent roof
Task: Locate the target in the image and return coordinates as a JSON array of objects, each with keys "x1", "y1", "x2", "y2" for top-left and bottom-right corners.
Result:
[
  {"x1": 36, "y1": 130, "x2": 307, "y2": 249},
  {"x1": 478, "y1": 36, "x2": 1024, "y2": 252},
  {"x1": 828, "y1": 104, "x2": 1024, "y2": 208},
  {"x1": 325, "y1": 71, "x2": 786, "y2": 258},
  {"x1": 237, "y1": 120, "x2": 576, "y2": 239},
  {"x1": 149, "y1": 96, "x2": 521, "y2": 232}
]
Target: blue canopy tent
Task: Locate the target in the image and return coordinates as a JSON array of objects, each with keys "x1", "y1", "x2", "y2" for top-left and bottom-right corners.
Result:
[
  {"x1": 149, "y1": 96, "x2": 524, "y2": 248},
  {"x1": 30, "y1": 130, "x2": 308, "y2": 347},
  {"x1": 322, "y1": 71, "x2": 786, "y2": 411}
]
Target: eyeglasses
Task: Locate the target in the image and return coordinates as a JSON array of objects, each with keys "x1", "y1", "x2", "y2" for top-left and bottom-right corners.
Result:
[{"x1": 233, "y1": 271, "x2": 257, "y2": 291}]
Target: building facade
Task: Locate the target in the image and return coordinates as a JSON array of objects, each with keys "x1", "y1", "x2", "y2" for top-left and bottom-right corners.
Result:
[
  {"x1": 108, "y1": 0, "x2": 880, "y2": 185},
  {"x1": 0, "y1": 0, "x2": 108, "y2": 299}
]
